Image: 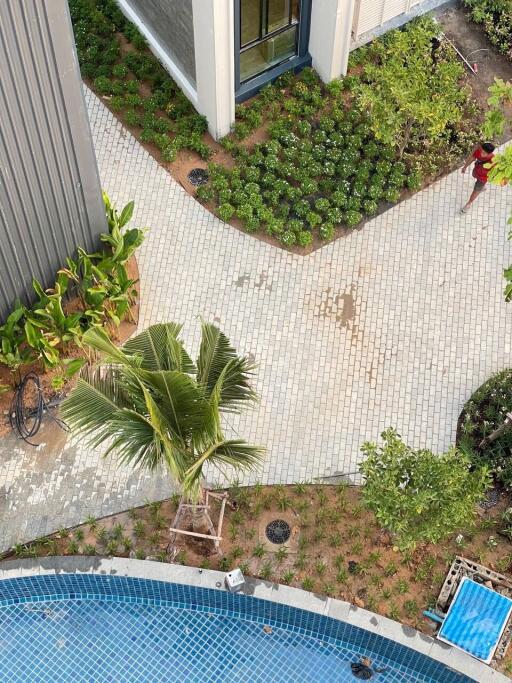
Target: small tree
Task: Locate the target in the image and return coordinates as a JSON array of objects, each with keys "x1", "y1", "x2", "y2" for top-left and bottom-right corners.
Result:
[
  {"x1": 359, "y1": 428, "x2": 490, "y2": 551},
  {"x1": 482, "y1": 78, "x2": 512, "y2": 299},
  {"x1": 356, "y1": 18, "x2": 468, "y2": 155},
  {"x1": 61, "y1": 322, "x2": 265, "y2": 528}
]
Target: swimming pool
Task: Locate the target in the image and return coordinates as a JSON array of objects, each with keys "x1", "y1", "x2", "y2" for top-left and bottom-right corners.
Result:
[{"x1": 0, "y1": 566, "x2": 487, "y2": 682}]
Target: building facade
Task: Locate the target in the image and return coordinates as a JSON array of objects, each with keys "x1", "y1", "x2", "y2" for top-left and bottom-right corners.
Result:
[
  {"x1": 0, "y1": 0, "x2": 106, "y2": 322},
  {"x1": 117, "y1": 0, "x2": 447, "y2": 140}
]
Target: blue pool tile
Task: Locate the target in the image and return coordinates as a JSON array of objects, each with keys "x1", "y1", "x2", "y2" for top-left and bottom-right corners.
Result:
[{"x1": 0, "y1": 573, "x2": 474, "y2": 682}]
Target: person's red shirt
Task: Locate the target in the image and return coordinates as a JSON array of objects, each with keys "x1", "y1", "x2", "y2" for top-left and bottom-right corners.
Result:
[{"x1": 472, "y1": 148, "x2": 495, "y2": 183}]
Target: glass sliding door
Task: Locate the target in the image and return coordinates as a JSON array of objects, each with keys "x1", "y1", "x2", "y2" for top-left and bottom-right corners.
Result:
[{"x1": 240, "y1": 0, "x2": 301, "y2": 83}]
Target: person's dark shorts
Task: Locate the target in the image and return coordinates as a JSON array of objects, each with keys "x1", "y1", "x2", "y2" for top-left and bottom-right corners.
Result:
[{"x1": 473, "y1": 179, "x2": 486, "y2": 193}]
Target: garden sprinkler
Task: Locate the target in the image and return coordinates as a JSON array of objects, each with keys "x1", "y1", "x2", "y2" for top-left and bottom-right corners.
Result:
[{"x1": 465, "y1": 48, "x2": 490, "y2": 74}]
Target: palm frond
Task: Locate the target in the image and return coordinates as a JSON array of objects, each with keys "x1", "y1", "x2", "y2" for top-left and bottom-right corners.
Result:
[
  {"x1": 211, "y1": 357, "x2": 258, "y2": 413},
  {"x1": 183, "y1": 439, "x2": 265, "y2": 493},
  {"x1": 139, "y1": 383, "x2": 191, "y2": 480},
  {"x1": 104, "y1": 408, "x2": 164, "y2": 469},
  {"x1": 60, "y1": 368, "x2": 128, "y2": 448},
  {"x1": 138, "y1": 369, "x2": 206, "y2": 442},
  {"x1": 123, "y1": 323, "x2": 195, "y2": 373},
  {"x1": 81, "y1": 327, "x2": 137, "y2": 367},
  {"x1": 196, "y1": 323, "x2": 257, "y2": 409}
]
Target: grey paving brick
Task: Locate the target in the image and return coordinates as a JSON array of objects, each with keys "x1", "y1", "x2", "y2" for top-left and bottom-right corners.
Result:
[{"x1": 1, "y1": 87, "x2": 511, "y2": 551}]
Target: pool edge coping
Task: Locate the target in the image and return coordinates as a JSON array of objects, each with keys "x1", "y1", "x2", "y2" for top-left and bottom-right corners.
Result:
[{"x1": 0, "y1": 556, "x2": 507, "y2": 682}]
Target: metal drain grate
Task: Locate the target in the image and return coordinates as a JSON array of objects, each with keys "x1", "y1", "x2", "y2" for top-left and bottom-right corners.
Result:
[
  {"x1": 187, "y1": 168, "x2": 209, "y2": 186},
  {"x1": 265, "y1": 519, "x2": 291, "y2": 544}
]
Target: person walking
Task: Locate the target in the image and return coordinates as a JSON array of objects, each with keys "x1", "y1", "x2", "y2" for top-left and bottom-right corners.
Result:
[{"x1": 460, "y1": 142, "x2": 496, "y2": 213}]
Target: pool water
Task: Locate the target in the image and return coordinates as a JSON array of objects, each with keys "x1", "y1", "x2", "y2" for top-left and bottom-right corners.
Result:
[
  {"x1": 0, "y1": 574, "x2": 473, "y2": 682},
  {"x1": 1, "y1": 599, "x2": 422, "y2": 682}
]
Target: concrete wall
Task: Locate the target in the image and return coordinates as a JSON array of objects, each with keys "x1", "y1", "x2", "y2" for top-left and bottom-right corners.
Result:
[
  {"x1": 352, "y1": 0, "x2": 450, "y2": 44},
  {"x1": 118, "y1": 0, "x2": 234, "y2": 140},
  {"x1": 0, "y1": 0, "x2": 106, "y2": 322},
  {"x1": 192, "y1": 0, "x2": 235, "y2": 140},
  {"x1": 121, "y1": 0, "x2": 196, "y2": 86},
  {"x1": 309, "y1": 0, "x2": 355, "y2": 82}
]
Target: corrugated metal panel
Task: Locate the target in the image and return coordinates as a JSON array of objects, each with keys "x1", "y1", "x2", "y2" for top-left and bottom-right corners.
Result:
[
  {"x1": 0, "y1": 0, "x2": 106, "y2": 323},
  {"x1": 354, "y1": 0, "x2": 423, "y2": 36},
  {"x1": 357, "y1": 0, "x2": 385, "y2": 35},
  {"x1": 382, "y1": 0, "x2": 409, "y2": 23}
]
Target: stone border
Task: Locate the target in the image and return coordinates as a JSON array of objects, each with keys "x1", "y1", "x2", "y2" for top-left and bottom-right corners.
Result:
[{"x1": 0, "y1": 557, "x2": 506, "y2": 682}]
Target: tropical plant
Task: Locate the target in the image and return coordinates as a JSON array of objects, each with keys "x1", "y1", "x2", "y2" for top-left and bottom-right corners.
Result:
[
  {"x1": 481, "y1": 79, "x2": 512, "y2": 299},
  {"x1": 462, "y1": 0, "x2": 512, "y2": 59},
  {"x1": 0, "y1": 304, "x2": 33, "y2": 371},
  {"x1": 61, "y1": 322, "x2": 264, "y2": 525},
  {"x1": 458, "y1": 368, "x2": 512, "y2": 490},
  {"x1": 359, "y1": 428, "x2": 490, "y2": 550},
  {"x1": 356, "y1": 18, "x2": 468, "y2": 154}
]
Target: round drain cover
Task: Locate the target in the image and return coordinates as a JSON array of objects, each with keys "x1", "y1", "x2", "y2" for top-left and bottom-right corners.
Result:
[
  {"x1": 265, "y1": 519, "x2": 291, "y2": 544},
  {"x1": 187, "y1": 168, "x2": 209, "y2": 186}
]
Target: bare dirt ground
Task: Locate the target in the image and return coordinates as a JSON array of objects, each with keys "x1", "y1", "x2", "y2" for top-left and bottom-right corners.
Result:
[
  {"x1": 436, "y1": 4, "x2": 512, "y2": 142},
  {"x1": 4, "y1": 483, "x2": 512, "y2": 675}
]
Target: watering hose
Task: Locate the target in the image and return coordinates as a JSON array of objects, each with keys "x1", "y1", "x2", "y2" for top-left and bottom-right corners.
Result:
[{"x1": 9, "y1": 371, "x2": 68, "y2": 445}]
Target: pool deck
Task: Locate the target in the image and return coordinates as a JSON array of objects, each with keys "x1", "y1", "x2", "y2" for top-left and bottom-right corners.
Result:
[{"x1": 0, "y1": 557, "x2": 507, "y2": 682}]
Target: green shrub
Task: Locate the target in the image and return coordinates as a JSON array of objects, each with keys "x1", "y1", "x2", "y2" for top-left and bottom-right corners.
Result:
[
  {"x1": 111, "y1": 81, "x2": 125, "y2": 96},
  {"x1": 139, "y1": 128, "x2": 155, "y2": 144},
  {"x1": 124, "y1": 79, "x2": 141, "y2": 95},
  {"x1": 109, "y1": 95, "x2": 125, "y2": 112},
  {"x1": 345, "y1": 210, "x2": 362, "y2": 227},
  {"x1": 315, "y1": 198, "x2": 330, "y2": 214},
  {"x1": 196, "y1": 185, "x2": 214, "y2": 203},
  {"x1": 360, "y1": 428, "x2": 491, "y2": 550},
  {"x1": 462, "y1": 0, "x2": 512, "y2": 59},
  {"x1": 245, "y1": 216, "x2": 260, "y2": 233},
  {"x1": 280, "y1": 230, "x2": 296, "y2": 247},
  {"x1": 123, "y1": 109, "x2": 141, "y2": 127},
  {"x1": 458, "y1": 369, "x2": 512, "y2": 490},
  {"x1": 319, "y1": 223, "x2": 335, "y2": 241},
  {"x1": 407, "y1": 170, "x2": 422, "y2": 190},
  {"x1": 297, "y1": 230, "x2": 313, "y2": 247},
  {"x1": 124, "y1": 93, "x2": 143, "y2": 108},
  {"x1": 332, "y1": 191, "x2": 348, "y2": 209},
  {"x1": 217, "y1": 203, "x2": 235, "y2": 222},
  {"x1": 384, "y1": 188, "x2": 401, "y2": 203},
  {"x1": 236, "y1": 204, "x2": 254, "y2": 222},
  {"x1": 161, "y1": 145, "x2": 177, "y2": 162},
  {"x1": 306, "y1": 212, "x2": 322, "y2": 228},
  {"x1": 112, "y1": 63, "x2": 128, "y2": 79},
  {"x1": 362, "y1": 199, "x2": 378, "y2": 215}
]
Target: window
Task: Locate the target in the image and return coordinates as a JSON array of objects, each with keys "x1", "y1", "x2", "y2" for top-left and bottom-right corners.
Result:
[{"x1": 239, "y1": 0, "x2": 301, "y2": 83}]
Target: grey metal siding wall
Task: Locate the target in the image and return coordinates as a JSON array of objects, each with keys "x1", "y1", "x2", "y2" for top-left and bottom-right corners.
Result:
[
  {"x1": 125, "y1": 0, "x2": 196, "y2": 85},
  {"x1": 0, "y1": 0, "x2": 106, "y2": 322}
]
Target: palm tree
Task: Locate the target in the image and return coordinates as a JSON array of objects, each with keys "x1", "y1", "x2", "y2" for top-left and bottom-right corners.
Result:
[{"x1": 61, "y1": 322, "x2": 264, "y2": 522}]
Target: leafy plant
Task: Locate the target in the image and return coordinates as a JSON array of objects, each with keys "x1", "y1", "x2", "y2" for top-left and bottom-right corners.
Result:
[
  {"x1": 357, "y1": 18, "x2": 468, "y2": 155},
  {"x1": 458, "y1": 369, "x2": 512, "y2": 489},
  {"x1": 253, "y1": 543, "x2": 265, "y2": 559},
  {"x1": 360, "y1": 428, "x2": 490, "y2": 550},
  {"x1": 259, "y1": 561, "x2": 273, "y2": 580},
  {"x1": 61, "y1": 322, "x2": 264, "y2": 515},
  {"x1": 301, "y1": 577, "x2": 314, "y2": 591}
]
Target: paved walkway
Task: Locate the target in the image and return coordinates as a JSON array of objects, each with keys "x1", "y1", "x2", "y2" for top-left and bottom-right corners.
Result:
[{"x1": 1, "y1": 88, "x2": 511, "y2": 551}]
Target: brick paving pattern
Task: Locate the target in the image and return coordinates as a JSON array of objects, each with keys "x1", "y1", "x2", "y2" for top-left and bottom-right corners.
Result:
[{"x1": 1, "y1": 88, "x2": 511, "y2": 551}]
